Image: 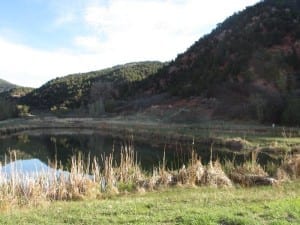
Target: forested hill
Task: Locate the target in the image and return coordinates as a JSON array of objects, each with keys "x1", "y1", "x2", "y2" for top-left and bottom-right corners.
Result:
[
  {"x1": 138, "y1": 0, "x2": 300, "y2": 124},
  {"x1": 7, "y1": 0, "x2": 300, "y2": 125},
  {"x1": 0, "y1": 79, "x2": 17, "y2": 93},
  {"x1": 20, "y1": 61, "x2": 164, "y2": 112}
]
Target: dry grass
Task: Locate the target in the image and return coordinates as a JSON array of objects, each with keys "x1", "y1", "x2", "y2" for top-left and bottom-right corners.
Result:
[
  {"x1": 276, "y1": 154, "x2": 300, "y2": 180},
  {"x1": 0, "y1": 151, "x2": 101, "y2": 210},
  {"x1": 1, "y1": 145, "x2": 299, "y2": 210},
  {"x1": 227, "y1": 149, "x2": 279, "y2": 186}
]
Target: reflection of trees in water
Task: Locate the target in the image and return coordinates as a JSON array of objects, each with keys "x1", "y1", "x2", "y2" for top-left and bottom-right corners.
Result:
[
  {"x1": 0, "y1": 133, "x2": 283, "y2": 170},
  {"x1": 46, "y1": 134, "x2": 116, "y2": 169},
  {"x1": 48, "y1": 135, "x2": 86, "y2": 167},
  {"x1": 87, "y1": 135, "x2": 106, "y2": 156},
  {"x1": 17, "y1": 134, "x2": 30, "y2": 144},
  {"x1": 0, "y1": 135, "x2": 51, "y2": 164},
  {"x1": 0, "y1": 134, "x2": 200, "y2": 170}
]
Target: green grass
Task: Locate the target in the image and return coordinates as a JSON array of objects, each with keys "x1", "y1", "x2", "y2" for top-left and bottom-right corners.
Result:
[{"x1": 1, "y1": 182, "x2": 299, "y2": 225}]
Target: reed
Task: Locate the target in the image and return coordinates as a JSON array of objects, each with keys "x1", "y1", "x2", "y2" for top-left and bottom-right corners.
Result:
[
  {"x1": 227, "y1": 149, "x2": 278, "y2": 186},
  {"x1": 276, "y1": 153, "x2": 300, "y2": 180},
  {"x1": 0, "y1": 144, "x2": 298, "y2": 210}
]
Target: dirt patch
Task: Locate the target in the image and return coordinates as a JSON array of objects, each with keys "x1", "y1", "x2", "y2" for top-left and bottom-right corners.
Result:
[{"x1": 142, "y1": 96, "x2": 214, "y2": 122}]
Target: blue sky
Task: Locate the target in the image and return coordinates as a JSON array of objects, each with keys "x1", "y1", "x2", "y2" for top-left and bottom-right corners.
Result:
[{"x1": 0, "y1": 0, "x2": 260, "y2": 87}]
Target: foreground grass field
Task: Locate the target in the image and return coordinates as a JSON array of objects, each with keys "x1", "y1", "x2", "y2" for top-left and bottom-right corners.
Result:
[{"x1": 1, "y1": 182, "x2": 299, "y2": 225}]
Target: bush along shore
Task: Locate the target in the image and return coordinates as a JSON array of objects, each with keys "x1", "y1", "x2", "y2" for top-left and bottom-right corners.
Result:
[{"x1": 0, "y1": 143, "x2": 299, "y2": 210}]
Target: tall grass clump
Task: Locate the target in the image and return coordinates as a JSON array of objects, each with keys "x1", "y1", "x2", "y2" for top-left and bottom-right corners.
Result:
[
  {"x1": 100, "y1": 142, "x2": 144, "y2": 193},
  {"x1": 276, "y1": 154, "x2": 300, "y2": 180},
  {"x1": 142, "y1": 148, "x2": 232, "y2": 189},
  {"x1": 0, "y1": 151, "x2": 101, "y2": 210},
  {"x1": 227, "y1": 149, "x2": 277, "y2": 186},
  {"x1": 1, "y1": 144, "x2": 298, "y2": 210}
]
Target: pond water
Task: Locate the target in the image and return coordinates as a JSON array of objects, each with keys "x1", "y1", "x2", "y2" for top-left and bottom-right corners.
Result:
[{"x1": 0, "y1": 129, "x2": 281, "y2": 172}]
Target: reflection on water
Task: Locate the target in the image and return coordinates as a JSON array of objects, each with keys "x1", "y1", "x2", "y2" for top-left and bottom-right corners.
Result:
[
  {"x1": 1, "y1": 158, "x2": 50, "y2": 176},
  {"x1": 0, "y1": 158, "x2": 75, "y2": 185},
  {"x1": 0, "y1": 129, "x2": 281, "y2": 171}
]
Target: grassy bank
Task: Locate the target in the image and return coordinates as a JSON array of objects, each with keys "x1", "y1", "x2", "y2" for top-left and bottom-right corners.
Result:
[{"x1": 0, "y1": 182, "x2": 299, "y2": 225}]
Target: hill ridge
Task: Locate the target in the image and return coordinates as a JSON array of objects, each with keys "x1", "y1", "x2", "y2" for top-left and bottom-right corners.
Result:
[
  {"x1": 135, "y1": 0, "x2": 300, "y2": 124},
  {"x1": 0, "y1": 78, "x2": 17, "y2": 93}
]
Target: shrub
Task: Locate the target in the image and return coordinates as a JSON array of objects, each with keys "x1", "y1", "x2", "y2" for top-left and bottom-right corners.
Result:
[
  {"x1": 281, "y1": 97, "x2": 300, "y2": 125},
  {"x1": 0, "y1": 99, "x2": 18, "y2": 120}
]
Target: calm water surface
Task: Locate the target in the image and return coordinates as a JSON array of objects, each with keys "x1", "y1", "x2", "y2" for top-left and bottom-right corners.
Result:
[{"x1": 0, "y1": 129, "x2": 280, "y2": 171}]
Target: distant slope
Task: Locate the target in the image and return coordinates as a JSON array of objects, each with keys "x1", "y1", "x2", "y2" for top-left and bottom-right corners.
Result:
[
  {"x1": 15, "y1": 0, "x2": 300, "y2": 125},
  {"x1": 20, "y1": 61, "x2": 165, "y2": 112},
  {"x1": 138, "y1": 0, "x2": 300, "y2": 124},
  {"x1": 0, "y1": 79, "x2": 17, "y2": 93},
  {"x1": 0, "y1": 82, "x2": 34, "y2": 120},
  {"x1": 0, "y1": 87, "x2": 34, "y2": 99}
]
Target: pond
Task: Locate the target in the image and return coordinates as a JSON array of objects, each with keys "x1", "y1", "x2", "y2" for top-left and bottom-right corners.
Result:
[{"x1": 0, "y1": 129, "x2": 281, "y2": 172}]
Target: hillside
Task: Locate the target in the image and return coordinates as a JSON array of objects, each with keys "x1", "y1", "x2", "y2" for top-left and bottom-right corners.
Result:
[
  {"x1": 136, "y1": 0, "x2": 300, "y2": 124},
  {"x1": 0, "y1": 79, "x2": 16, "y2": 93},
  {"x1": 0, "y1": 85, "x2": 34, "y2": 120},
  {"x1": 20, "y1": 61, "x2": 164, "y2": 114},
  {"x1": 9, "y1": 0, "x2": 300, "y2": 125}
]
